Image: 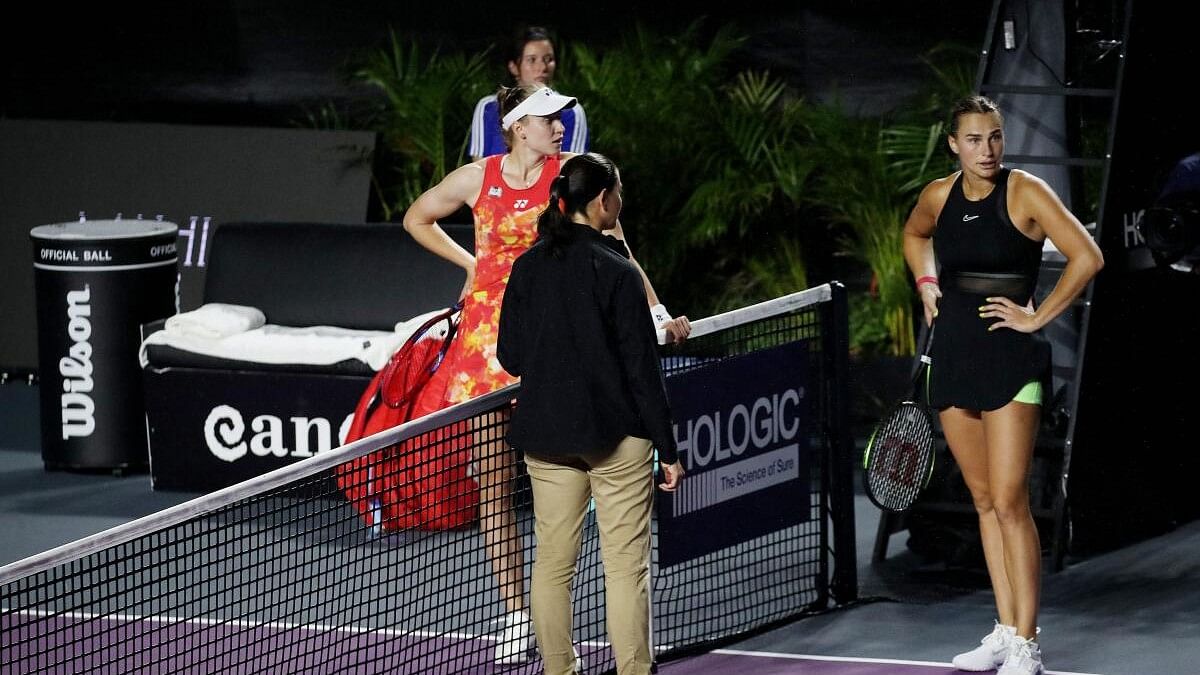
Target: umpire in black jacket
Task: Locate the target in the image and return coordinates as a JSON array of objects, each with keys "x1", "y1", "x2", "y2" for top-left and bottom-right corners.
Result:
[{"x1": 498, "y1": 153, "x2": 685, "y2": 675}]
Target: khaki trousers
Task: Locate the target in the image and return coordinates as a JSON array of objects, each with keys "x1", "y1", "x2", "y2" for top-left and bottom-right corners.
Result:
[{"x1": 525, "y1": 436, "x2": 655, "y2": 675}]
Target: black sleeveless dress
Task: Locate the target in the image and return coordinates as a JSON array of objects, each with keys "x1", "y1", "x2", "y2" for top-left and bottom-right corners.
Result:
[{"x1": 928, "y1": 168, "x2": 1050, "y2": 411}]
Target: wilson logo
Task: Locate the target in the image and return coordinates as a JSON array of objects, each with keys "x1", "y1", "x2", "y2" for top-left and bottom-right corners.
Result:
[{"x1": 60, "y1": 285, "x2": 96, "y2": 439}]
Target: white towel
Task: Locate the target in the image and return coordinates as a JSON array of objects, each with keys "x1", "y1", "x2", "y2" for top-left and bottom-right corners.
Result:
[
  {"x1": 164, "y1": 303, "x2": 266, "y2": 340},
  {"x1": 139, "y1": 307, "x2": 456, "y2": 371},
  {"x1": 140, "y1": 324, "x2": 402, "y2": 370}
]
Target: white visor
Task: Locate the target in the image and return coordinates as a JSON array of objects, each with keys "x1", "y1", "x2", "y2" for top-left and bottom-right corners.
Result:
[{"x1": 501, "y1": 87, "x2": 578, "y2": 130}]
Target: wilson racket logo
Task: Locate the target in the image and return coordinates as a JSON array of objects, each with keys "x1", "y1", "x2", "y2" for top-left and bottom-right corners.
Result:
[
  {"x1": 863, "y1": 401, "x2": 935, "y2": 512},
  {"x1": 878, "y1": 436, "x2": 923, "y2": 487}
]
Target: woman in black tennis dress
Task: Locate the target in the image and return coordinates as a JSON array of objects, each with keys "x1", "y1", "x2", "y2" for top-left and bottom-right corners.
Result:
[{"x1": 902, "y1": 96, "x2": 1103, "y2": 675}]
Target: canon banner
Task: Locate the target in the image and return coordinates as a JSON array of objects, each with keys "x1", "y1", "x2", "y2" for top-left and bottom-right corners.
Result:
[
  {"x1": 143, "y1": 367, "x2": 367, "y2": 492},
  {"x1": 656, "y1": 341, "x2": 812, "y2": 567}
]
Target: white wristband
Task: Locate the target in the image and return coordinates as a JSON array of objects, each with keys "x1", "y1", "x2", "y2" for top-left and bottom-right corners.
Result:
[{"x1": 650, "y1": 303, "x2": 672, "y2": 328}]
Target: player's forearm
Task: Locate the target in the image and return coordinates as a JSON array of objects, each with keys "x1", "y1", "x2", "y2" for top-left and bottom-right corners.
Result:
[
  {"x1": 402, "y1": 220, "x2": 475, "y2": 271},
  {"x1": 629, "y1": 256, "x2": 662, "y2": 306},
  {"x1": 1029, "y1": 249, "x2": 1103, "y2": 330},
  {"x1": 903, "y1": 232, "x2": 937, "y2": 280}
]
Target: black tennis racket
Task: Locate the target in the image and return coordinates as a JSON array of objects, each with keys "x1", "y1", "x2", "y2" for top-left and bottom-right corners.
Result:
[{"x1": 863, "y1": 324, "x2": 937, "y2": 512}]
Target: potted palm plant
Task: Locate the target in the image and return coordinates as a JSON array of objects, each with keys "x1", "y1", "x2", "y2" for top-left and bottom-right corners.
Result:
[
  {"x1": 317, "y1": 31, "x2": 492, "y2": 221},
  {"x1": 559, "y1": 23, "x2": 820, "y2": 314}
]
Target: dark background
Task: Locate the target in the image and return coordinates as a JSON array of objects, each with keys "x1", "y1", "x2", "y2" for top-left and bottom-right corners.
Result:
[
  {"x1": 1, "y1": 1, "x2": 991, "y2": 128},
  {"x1": 0, "y1": 1, "x2": 994, "y2": 372}
]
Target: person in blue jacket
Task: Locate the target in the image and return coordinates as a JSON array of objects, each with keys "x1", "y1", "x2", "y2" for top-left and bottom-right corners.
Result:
[{"x1": 469, "y1": 25, "x2": 588, "y2": 161}]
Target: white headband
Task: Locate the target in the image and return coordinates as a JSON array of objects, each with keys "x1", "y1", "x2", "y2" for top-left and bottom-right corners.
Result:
[{"x1": 501, "y1": 87, "x2": 578, "y2": 130}]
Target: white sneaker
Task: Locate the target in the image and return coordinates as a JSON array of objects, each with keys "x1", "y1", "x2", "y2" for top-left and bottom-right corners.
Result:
[
  {"x1": 494, "y1": 610, "x2": 536, "y2": 665},
  {"x1": 998, "y1": 636, "x2": 1045, "y2": 675},
  {"x1": 952, "y1": 621, "x2": 1016, "y2": 671}
]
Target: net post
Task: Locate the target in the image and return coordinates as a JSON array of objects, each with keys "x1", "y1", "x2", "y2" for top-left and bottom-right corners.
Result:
[{"x1": 823, "y1": 281, "x2": 858, "y2": 603}]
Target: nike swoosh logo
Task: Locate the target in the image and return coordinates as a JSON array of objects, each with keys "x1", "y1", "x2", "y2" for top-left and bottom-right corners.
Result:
[{"x1": 963, "y1": 215, "x2": 980, "y2": 221}]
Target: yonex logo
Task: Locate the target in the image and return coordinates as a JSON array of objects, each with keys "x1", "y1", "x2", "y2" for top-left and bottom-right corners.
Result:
[{"x1": 963, "y1": 214, "x2": 980, "y2": 222}]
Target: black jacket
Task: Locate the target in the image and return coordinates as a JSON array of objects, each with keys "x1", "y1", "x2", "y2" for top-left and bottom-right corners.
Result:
[{"x1": 497, "y1": 224, "x2": 678, "y2": 464}]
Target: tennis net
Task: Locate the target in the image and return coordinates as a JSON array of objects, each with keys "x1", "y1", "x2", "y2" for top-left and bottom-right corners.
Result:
[{"x1": 0, "y1": 282, "x2": 855, "y2": 674}]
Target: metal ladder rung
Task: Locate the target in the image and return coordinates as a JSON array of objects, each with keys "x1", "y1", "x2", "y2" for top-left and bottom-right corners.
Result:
[
  {"x1": 1035, "y1": 437, "x2": 1066, "y2": 453},
  {"x1": 1005, "y1": 155, "x2": 1106, "y2": 168},
  {"x1": 980, "y1": 84, "x2": 1117, "y2": 98}
]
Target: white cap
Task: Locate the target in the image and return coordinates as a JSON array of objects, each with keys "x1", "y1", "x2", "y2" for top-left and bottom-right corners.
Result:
[{"x1": 501, "y1": 87, "x2": 578, "y2": 130}]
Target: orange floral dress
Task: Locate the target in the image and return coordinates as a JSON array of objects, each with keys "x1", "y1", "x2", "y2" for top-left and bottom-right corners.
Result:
[{"x1": 413, "y1": 153, "x2": 560, "y2": 414}]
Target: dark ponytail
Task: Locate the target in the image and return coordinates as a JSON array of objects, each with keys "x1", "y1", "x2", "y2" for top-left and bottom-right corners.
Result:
[
  {"x1": 538, "y1": 175, "x2": 574, "y2": 256},
  {"x1": 537, "y1": 153, "x2": 618, "y2": 256}
]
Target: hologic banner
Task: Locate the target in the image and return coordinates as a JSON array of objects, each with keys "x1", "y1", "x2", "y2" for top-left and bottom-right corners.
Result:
[{"x1": 657, "y1": 340, "x2": 811, "y2": 567}]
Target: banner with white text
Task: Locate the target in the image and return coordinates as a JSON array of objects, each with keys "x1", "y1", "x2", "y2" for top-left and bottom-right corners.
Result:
[{"x1": 657, "y1": 340, "x2": 811, "y2": 567}]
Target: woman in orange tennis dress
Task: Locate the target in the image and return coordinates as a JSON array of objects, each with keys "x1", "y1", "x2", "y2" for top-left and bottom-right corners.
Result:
[{"x1": 403, "y1": 83, "x2": 689, "y2": 665}]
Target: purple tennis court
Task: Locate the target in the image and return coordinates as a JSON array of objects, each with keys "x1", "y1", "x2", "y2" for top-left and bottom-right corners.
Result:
[
  {"x1": 662, "y1": 650, "x2": 1102, "y2": 675},
  {"x1": 2, "y1": 608, "x2": 625, "y2": 674},
  {"x1": 2, "y1": 608, "x2": 1110, "y2": 675}
]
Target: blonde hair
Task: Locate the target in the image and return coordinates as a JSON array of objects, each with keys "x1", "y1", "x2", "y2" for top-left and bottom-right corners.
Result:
[{"x1": 497, "y1": 83, "x2": 541, "y2": 151}]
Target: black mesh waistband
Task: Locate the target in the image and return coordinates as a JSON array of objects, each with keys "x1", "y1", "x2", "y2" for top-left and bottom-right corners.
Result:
[{"x1": 943, "y1": 271, "x2": 1034, "y2": 299}]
